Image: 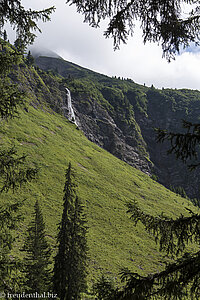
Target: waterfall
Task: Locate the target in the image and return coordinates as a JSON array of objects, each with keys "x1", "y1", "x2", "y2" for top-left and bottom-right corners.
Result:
[{"x1": 63, "y1": 88, "x2": 77, "y2": 125}]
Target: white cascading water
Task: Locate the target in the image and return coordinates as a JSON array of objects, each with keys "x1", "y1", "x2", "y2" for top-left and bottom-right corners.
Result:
[{"x1": 63, "y1": 88, "x2": 77, "y2": 125}]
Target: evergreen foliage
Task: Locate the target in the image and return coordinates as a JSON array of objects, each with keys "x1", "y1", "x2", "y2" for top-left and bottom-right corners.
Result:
[
  {"x1": 0, "y1": 77, "x2": 25, "y2": 119},
  {"x1": 0, "y1": 147, "x2": 38, "y2": 193},
  {"x1": 26, "y1": 51, "x2": 34, "y2": 67},
  {"x1": 3, "y1": 30, "x2": 7, "y2": 41},
  {"x1": 66, "y1": 0, "x2": 200, "y2": 60},
  {"x1": 53, "y1": 163, "x2": 88, "y2": 300},
  {"x1": 0, "y1": 1, "x2": 55, "y2": 48},
  {"x1": 156, "y1": 120, "x2": 200, "y2": 169},
  {"x1": 92, "y1": 275, "x2": 117, "y2": 300},
  {"x1": 22, "y1": 200, "x2": 52, "y2": 294},
  {"x1": 110, "y1": 201, "x2": 200, "y2": 299},
  {"x1": 0, "y1": 202, "x2": 23, "y2": 294},
  {"x1": 169, "y1": 185, "x2": 188, "y2": 199},
  {"x1": 0, "y1": 0, "x2": 54, "y2": 115},
  {"x1": 0, "y1": 0, "x2": 54, "y2": 119}
]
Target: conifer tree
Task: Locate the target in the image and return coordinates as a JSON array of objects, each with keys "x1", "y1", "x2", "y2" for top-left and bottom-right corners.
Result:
[
  {"x1": 156, "y1": 120, "x2": 200, "y2": 169},
  {"x1": 26, "y1": 50, "x2": 34, "y2": 67},
  {"x1": 68, "y1": 195, "x2": 88, "y2": 297},
  {"x1": 0, "y1": 202, "x2": 23, "y2": 294},
  {"x1": 113, "y1": 202, "x2": 200, "y2": 299},
  {"x1": 111, "y1": 121, "x2": 200, "y2": 299},
  {"x1": 53, "y1": 163, "x2": 88, "y2": 300},
  {"x1": 3, "y1": 30, "x2": 7, "y2": 41},
  {"x1": 92, "y1": 275, "x2": 117, "y2": 300},
  {"x1": 22, "y1": 200, "x2": 52, "y2": 294}
]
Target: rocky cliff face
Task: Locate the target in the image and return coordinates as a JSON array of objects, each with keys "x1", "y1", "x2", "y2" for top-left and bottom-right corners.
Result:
[
  {"x1": 138, "y1": 88, "x2": 200, "y2": 198},
  {"x1": 72, "y1": 93, "x2": 152, "y2": 174},
  {"x1": 34, "y1": 55, "x2": 200, "y2": 199}
]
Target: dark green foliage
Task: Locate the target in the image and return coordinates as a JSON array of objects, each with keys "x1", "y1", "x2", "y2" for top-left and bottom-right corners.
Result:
[
  {"x1": 0, "y1": 0, "x2": 54, "y2": 115},
  {"x1": 3, "y1": 30, "x2": 7, "y2": 41},
  {"x1": 0, "y1": 40, "x2": 25, "y2": 120},
  {"x1": 22, "y1": 200, "x2": 52, "y2": 294},
  {"x1": 0, "y1": 40, "x2": 21, "y2": 75},
  {"x1": 127, "y1": 201, "x2": 200, "y2": 257},
  {"x1": 101, "y1": 86, "x2": 135, "y2": 126},
  {"x1": 53, "y1": 163, "x2": 76, "y2": 300},
  {"x1": 112, "y1": 201, "x2": 200, "y2": 299},
  {"x1": 68, "y1": 195, "x2": 88, "y2": 297},
  {"x1": 26, "y1": 51, "x2": 34, "y2": 67},
  {"x1": 0, "y1": 147, "x2": 38, "y2": 193},
  {"x1": 0, "y1": 1, "x2": 55, "y2": 48},
  {"x1": 169, "y1": 185, "x2": 188, "y2": 199},
  {"x1": 0, "y1": 201, "x2": 23, "y2": 294},
  {"x1": 0, "y1": 78, "x2": 25, "y2": 119},
  {"x1": 156, "y1": 120, "x2": 200, "y2": 169},
  {"x1": 117, "y1": 255, "x2": 200, "y2": 300},
  {"x1": 66, "y1": 0, "x2": 200, "y2": 60},
  {"x1": 53, "y1": 163, "x2": 88, "y2": 300},
  {"x1": 92, "y1": 275, "x2": 117, "y2": 300},
  {"x1": 150, "y1": 174, "x2": 158, "y2": 182},
  {"x1": 126, "y1": 89, "x2": 148, "y2": 116}
]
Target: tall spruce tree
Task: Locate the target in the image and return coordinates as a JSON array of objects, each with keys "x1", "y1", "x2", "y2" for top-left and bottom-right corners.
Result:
[
  {"x1": 26, "y1": 50, "x2": 34, "y2": 67},
  {"x1": 53, "y1": 163, "x2": 88, "y2": 300},
  {"x1": 22, "y1": 200, "x2": 52, "y2": 294}
]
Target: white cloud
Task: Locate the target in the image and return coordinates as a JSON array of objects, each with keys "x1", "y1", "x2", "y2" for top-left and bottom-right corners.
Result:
[{"x1": 21, "y1": 0, "x2": 200, "y2": 90}]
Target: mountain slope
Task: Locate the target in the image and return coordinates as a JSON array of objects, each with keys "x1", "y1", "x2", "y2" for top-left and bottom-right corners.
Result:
[
  {"x1": 34, "y1": 57, "x2": 152, "y2": 174},
  {"x1": 1, "y1": 90, "x2": 196, "y2": 287},
  {"x1": 35, "y1": 55, "x2": 200, "y2": 199}
]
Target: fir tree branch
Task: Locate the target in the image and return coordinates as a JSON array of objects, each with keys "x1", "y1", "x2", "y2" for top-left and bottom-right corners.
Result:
[
  {"x1": 66, "y1": 0, "x2": 200, "y2": 60},
  {"x1": 155, "y1": 120, "x2": 200, "y2": 167},
  {"x1": 0, "y1": 2, "x2": 55, "y2": 48},
  {"x1": 118, "y1": 250, "x2": 200, "y2": 299},
  {"x1": 0, "y1": 147, "x2": 38, "y2": 193},
  {"x1": 127, "y1": 201, "x2": 200, "y2": 256}
]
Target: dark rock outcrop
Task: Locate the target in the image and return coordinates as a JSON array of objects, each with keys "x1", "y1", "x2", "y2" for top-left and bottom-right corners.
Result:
[{"x1": 72, "y1": 94, "x2": 152, "y2": 174}]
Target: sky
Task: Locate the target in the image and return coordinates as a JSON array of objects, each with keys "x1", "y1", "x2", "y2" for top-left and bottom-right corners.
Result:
[{"x1": 17, "y1": 0, "x2": 200, "y2": 90}]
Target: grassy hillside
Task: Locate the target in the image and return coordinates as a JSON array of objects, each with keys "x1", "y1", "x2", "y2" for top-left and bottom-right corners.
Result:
[{"x1": 1, "y1": 103, "x2": 197, "y2": 289}]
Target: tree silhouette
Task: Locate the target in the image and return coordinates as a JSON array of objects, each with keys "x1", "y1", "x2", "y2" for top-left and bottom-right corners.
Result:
[
  {"x1": 53, "y1": 163, "x2": 88, "y2": 300},
  {"x1": 22, "y1": 200, "x2": 52, "y2": 295}
]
